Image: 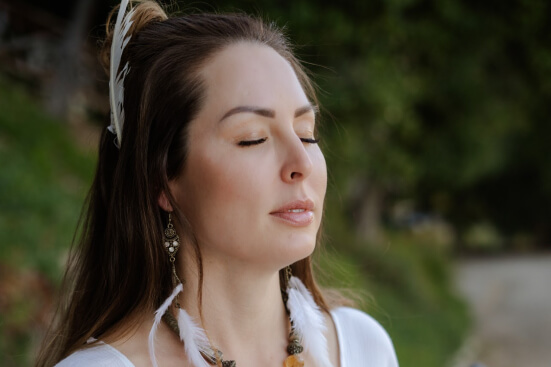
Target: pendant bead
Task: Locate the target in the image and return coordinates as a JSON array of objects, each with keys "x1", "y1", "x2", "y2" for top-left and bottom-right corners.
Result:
[
  {"x1": 283, "y1": 354, "x2": 304, "y2": 367},
  {"x1": 287, "y1": 338, "x2": 304, "y2": 355}
]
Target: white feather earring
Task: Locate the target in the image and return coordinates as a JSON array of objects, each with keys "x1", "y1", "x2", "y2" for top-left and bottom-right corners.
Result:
[
  {"x1": 108, "y1": 0, "x2": 135, "y2": 147},
  {"x1": 286, "y1": 274, "x2": 333, "y2": 367},
  {"x1": 148, "y1": 283, "x2": 212, "y2": 367},
  {"x1": 176, "y1": 307, "x2": 212, "y2": 367},
  {"x1": 148, "y1": 213, "x2": 213, "y2": 367},
  {"x1": 148, "y1": 283, "x2": 183, "y2": 367}
]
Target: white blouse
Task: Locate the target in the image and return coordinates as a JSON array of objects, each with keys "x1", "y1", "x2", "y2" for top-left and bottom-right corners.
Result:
[{"x1": 56, "y1": 307, "x2": 399, "y2": 367}]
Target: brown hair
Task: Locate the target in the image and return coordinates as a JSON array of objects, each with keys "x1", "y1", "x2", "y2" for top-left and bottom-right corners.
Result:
[{"x1": 36, "y1": 1, "x2": 331, "y2": 365}]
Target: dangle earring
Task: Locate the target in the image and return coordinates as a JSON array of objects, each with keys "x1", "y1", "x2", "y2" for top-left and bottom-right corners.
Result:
[
  {"x1": 163, "y1": 213, "x2": 182, "y2": 288},
  {"x1": 149, "y1": 212, "x2": 213, "y2": 367},
  {"x1": 283, "y1": 266, "x2": 333, "y2": 367},
  {"x1": 282, "y1": 266, "x2": 305, "y2": 367},
  {"x1": 161, "y1": 213, "x2": 182, "y2": 331}
]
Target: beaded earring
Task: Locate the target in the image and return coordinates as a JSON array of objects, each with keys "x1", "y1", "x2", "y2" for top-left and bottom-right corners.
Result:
[{"x1": 163, "y1": 213, "x2": 182, "y2": 289}]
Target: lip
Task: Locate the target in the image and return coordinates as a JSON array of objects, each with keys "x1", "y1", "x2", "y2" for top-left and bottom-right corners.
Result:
[{"x1": 270, "y1": 199, "x2": 315, "y2": 227}]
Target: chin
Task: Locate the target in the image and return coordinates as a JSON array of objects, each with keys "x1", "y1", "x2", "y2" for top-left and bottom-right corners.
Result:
[
  {"x1": 230, "y1": 231, "x2": 319, "y2": 269},
  {"x1": 279, "y1": 236, "x2": 317, "y2": 266}
]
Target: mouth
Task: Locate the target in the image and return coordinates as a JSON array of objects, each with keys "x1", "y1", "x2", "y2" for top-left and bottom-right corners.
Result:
[{"x1": 270, "y1": 200, "x2": 315, "y2": 226}]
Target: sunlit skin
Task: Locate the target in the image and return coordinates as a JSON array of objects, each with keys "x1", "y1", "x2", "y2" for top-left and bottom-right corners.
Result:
[
  {"x1": 171, "y1": 42, "x2": 327, "y2": 272},
  {"x1": 112, "y1": 43, "x2": 338, "y2": 367}
]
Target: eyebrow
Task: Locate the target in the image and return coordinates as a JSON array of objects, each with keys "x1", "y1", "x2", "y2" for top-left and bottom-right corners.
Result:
[{"x1": 219, "y1": 103, "x2": 318, "y2": 122}]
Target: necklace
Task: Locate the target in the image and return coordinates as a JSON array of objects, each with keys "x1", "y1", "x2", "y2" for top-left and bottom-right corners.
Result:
[
  {"x1": 162, "y1": 311, "x2": 305, "y2": 367},
  {"x1": 148, "y1": 267, "x2": 331, "y2": 367}
]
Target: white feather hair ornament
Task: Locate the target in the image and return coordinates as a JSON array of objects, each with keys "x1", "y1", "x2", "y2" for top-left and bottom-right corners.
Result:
[
  {"x1": 148, "y1": 283, "x2": 212, "y2": 367},
  {"x1": 287, "y1": 276, "x2": 333, "y2": 367},
  {"x1": 108, "y1": 0, "x2": 135, "y2": 147}
]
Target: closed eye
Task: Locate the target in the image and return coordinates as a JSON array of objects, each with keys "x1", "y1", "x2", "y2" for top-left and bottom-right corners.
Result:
[
  {"x1": 238, "y1": 138, "x2": 267, "y2": 147},
  {"x1": 300, "y1": 137, "x2": 320, "y2": 144}
]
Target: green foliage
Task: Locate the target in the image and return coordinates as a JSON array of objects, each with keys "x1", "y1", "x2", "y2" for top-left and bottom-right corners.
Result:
[
  {"x1": 0, "y1": 76, "x2": 95, "y2": 366},
  {"x1": 0, "y1": 76, "x2": 94, "y2": 279}
]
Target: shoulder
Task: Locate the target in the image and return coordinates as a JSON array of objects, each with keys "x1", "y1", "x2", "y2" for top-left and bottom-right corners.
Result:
[
  {"x1": 330, "y1": 307, "x2": 399, "y2": 367},
  {"x1": 56, "y1": 342, "x2": 135, "y2": 367},
  {"x1": 330, "y1": 306, "x2": 391, "y2": 341}
]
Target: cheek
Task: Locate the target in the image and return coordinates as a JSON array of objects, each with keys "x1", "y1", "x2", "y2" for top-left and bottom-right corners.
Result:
[
  {"x1": 181, "y1": 147, "x2": 265, "y2": 224},
  {"x1": 206, "y1": 152, "x2": 265, "y2": 199},
  {"x1": 179, "y1": 147, "x2": 276, "y2": 260},
  {"x1": 312, "y1": 149, "x2": 328, "y2": 198}
]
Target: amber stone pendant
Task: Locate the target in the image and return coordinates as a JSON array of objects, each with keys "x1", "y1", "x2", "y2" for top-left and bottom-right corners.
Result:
[{"x1": 283, "y1": 354, "x2": 304, "y2": 367}]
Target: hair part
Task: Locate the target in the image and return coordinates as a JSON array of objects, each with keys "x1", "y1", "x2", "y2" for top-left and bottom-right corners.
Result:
[{"x1": 36, "y1": 2, "x2": 329, "y2": 366}]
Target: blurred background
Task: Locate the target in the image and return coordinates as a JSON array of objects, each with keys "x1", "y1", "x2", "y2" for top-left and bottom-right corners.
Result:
[{"x1": 0, "y1": 0, "x2": 550, "y2": 366}]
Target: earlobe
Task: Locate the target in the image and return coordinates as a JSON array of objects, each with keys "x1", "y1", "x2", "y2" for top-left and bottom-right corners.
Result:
[{"x1": 158, "y1": 191, "x2": 173, "y2": 212}]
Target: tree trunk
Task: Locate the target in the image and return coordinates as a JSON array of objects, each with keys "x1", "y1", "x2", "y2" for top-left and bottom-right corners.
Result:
[{"x1": 47, "y1": 0, "x2": 95, "y2": 118}]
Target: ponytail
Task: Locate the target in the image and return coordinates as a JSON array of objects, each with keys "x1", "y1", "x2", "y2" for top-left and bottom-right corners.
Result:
[{"x1": 100, "y1": 1, "x2": 168, "y2": 75}]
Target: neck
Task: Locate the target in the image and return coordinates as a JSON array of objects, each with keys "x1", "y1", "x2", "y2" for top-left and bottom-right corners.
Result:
[{"x1": 177, "y1": 248, "x2": 290, "y2": 364}]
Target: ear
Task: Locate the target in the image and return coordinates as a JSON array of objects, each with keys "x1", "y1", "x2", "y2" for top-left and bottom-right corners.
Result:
[{"x1": 158, "y1": 190, "x2": 173, "y2": 212}]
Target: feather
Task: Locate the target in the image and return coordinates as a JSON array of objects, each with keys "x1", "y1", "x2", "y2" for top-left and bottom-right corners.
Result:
[
  {"x1": 148, "y1": 283, "x2": 183, "y2": 367},
  {"x1": 109, "y1": 0, "x2": 135, "y2": 146},
  {"x1": 148, "y1": 282, "x2": 212, "y2": 367},
  {"x1": 287, "y1": 276, "x2": 333, "y2": 367},
  {"x1": 177, "y1": 308, "x2": 212, "y2": 367}
]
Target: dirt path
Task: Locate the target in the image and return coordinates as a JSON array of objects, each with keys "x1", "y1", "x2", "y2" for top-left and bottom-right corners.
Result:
[{"x1": 451, "y1": 254, "x2": 551, "y2": 367}]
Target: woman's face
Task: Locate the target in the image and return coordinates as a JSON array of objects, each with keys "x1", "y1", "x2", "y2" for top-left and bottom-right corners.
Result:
[{"x1": 169, "y1": 42, "x2": 327, "y2": 271}]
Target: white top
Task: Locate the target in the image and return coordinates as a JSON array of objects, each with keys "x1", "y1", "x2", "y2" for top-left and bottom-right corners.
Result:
[{"x1": 56, "y1": 307, "x2": 399, "y2": 367}]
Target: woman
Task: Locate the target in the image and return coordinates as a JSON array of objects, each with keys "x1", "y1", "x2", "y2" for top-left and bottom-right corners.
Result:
[{"x1": 36, "y1": 1, "x2": 399, "y2": 366}]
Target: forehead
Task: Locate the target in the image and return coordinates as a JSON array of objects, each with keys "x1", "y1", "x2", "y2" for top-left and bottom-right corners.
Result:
[{"x1": 198, "y1": 42, "x2": 309, "y2": 112}]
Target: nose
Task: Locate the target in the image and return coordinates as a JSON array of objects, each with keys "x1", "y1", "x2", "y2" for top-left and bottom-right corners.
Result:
[{"x1": 280, "y1": 135, "x2": 313, "y2": 183}]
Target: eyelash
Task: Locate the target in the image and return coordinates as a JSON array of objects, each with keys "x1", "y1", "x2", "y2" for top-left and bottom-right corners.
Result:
[
  {"x1": 238, "y1": 138, "x2": 267, "y2": 146},
  {"x1": 238, "y1": 137, "x2": 320, "y2": 146},
  {"x1": 301, "y1": 137, "x2": 320, "y2": 144}
]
